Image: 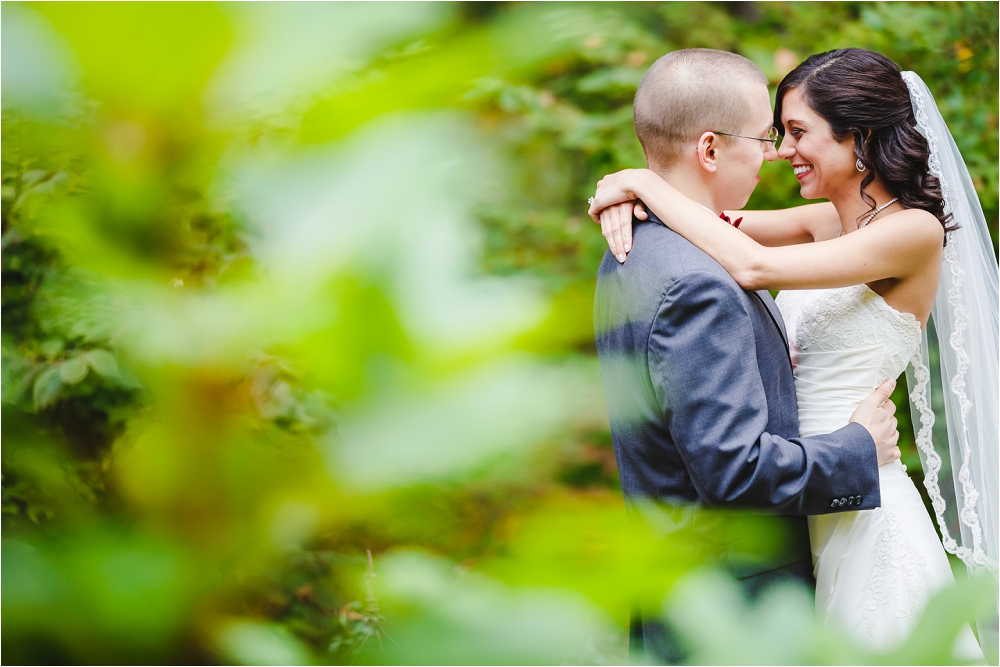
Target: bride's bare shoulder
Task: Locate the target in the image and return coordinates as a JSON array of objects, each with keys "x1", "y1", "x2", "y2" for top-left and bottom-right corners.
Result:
[{"x1": 880, "y1": 208, "x2": 945, "y2": 247}]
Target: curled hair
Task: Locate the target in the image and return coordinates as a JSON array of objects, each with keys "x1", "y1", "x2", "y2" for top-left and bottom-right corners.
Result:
[{"x1": 774, "y1": 48, "x2": 955, "y2": 237}]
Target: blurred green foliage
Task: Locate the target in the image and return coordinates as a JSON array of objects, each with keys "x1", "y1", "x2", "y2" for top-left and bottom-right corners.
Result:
[{"x1": 2, "y1": 2, "x2": 996, "y2": 664}]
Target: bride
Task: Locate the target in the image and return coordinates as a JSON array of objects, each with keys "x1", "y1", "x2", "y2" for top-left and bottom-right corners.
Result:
[{"x1": 588, "y1": 48, "x2": 997, "y2": 658}]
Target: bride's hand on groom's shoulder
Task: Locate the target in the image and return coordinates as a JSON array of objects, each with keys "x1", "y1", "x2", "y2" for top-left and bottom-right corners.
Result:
[
  {"x1": 589, "y1": 169, "x2": 656, "y2": 263},
  {"x1": 596, "y1": 201, "x2": 643, "y2": 263},
  {"x1": 588, "y1": 168, "x2": 651, "y2": 221}
]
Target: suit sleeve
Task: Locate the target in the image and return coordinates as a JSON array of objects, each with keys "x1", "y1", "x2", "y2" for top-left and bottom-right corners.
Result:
[{"x1": 647, "y1": 271, "x2": 881, "y2": 515}]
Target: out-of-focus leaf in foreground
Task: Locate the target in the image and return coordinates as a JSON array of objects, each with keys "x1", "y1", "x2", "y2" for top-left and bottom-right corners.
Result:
[
  {"x1": 370, "y1": 550, "x2": 618, "y2": 665},
  {"x1": 664, "y1": 568, "x2": 994, "y2": 665},
  {"x1": 329, "y1": 358, "x2": 605, "y2": 490},
  {"x1": 207, "y1": 2, "x2": 456, "y2": 123},
  {"x1": 33, "y1": 2, "x2": 231, "y2": 113},
  {"x1": 298, "y1": 5, "x2": 611, "y2": 144},
  {"x1": 3, "y1": 533, "x2": 197, "y2": 664},
  {"x1": 1, "y1": 4, "x2": 79, "y2": 114},
  {"x1": 214, "y1": 620, "x2": 313, "y2": 667}
]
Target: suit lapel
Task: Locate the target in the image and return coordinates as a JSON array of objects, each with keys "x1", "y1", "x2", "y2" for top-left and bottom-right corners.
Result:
[
  {"x1": 749, "y1": 290, "x2": 792, "y2": 368},
  {"x1": 642, "y1": 205, "x2": 792, "y2": 365}
]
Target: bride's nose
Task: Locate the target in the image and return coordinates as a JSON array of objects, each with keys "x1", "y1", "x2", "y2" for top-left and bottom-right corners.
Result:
[{"x1": 777, "y1": 140, "x2": 795, "y2": 161}]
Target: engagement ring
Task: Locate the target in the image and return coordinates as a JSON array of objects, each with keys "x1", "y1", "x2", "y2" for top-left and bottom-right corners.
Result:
[{"x1": 588, "y1": 197, "x2": 595, "y2": 206}]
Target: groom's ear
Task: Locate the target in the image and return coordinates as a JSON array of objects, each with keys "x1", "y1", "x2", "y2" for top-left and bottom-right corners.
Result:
[{"x1": 695, "y1": 132, "x2": 720, "y2": 173}]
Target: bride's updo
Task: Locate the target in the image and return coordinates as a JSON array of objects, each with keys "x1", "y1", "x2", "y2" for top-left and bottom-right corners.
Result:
[{"x1": 774, "y1": 48, "x2": 955, "y2": 234}]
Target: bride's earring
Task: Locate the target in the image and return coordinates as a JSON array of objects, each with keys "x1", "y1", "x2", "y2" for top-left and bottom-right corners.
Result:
[{"x1": 856, "y1": 158, "x2": 866, "y2": 172}]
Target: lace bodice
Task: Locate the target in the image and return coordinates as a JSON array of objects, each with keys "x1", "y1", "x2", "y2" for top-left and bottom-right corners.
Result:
[{"x1": 775, "y1": 284, "x2": 921, "y2": 438}]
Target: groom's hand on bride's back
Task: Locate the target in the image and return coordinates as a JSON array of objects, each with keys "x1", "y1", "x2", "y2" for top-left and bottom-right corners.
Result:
[{"x1": 849, "y1": 379, "x2": 901, "y2": 465}]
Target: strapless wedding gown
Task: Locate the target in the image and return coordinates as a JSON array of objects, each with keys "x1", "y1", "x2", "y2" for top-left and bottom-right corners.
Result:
[{"x1": 776, "y1": 284, "x2": 982, "y2": 658}]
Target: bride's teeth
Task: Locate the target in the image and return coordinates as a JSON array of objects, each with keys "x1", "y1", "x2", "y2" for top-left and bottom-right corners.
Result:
[{"x1": 794, "y1": 165, "x2": 813, "y2": 175}]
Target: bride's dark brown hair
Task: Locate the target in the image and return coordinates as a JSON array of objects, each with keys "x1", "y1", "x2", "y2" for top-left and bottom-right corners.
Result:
[{"x1": 774, "y1": 48, "x2": 956, "y2": 236}]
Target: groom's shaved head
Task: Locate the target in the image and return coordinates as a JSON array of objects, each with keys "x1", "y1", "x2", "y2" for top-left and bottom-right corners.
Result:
[{"x1": 635, "y1": 49, "x2": 768, "y2": 168}]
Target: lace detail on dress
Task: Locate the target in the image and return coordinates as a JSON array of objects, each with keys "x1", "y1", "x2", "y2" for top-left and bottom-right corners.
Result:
[
  {"x1": 863, "y1": 510, "x2": 929, "y2": 637},
  {"x1": 779, "y1": 285, "x2": 920, "y2": 382},
  {"x1": 903, "y1": 72, "x2": 995, "y2": 574}
]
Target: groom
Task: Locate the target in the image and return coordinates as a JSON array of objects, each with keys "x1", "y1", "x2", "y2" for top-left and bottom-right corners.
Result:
[{"x1": 593, "y1": 49, "x2": 899, "y2": 662}]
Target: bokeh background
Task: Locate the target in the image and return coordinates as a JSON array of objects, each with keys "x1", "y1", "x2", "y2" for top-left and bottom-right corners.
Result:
[{"x1": 3, "y1": 2, "x2": 997, "y2": 664}]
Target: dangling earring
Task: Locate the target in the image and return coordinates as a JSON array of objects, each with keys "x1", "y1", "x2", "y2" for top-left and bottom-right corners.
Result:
[{"x1": 856, "y1": 158, "x2": 866, "y2": 172}]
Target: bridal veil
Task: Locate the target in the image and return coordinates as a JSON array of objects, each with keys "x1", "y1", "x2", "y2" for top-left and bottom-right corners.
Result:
[{"x1": 901, "y1": 70, "x2": 999, "y2": 652}]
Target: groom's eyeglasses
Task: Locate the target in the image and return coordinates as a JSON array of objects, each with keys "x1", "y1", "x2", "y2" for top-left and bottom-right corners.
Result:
[{"x1": 712, "y1": 127, "x2": 780, "y2": 148}]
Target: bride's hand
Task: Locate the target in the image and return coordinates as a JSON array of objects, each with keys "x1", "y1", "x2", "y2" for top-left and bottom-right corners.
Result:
[
  {"x1": 599, "y1": 201, "x2": 646, "y2": 263},
  {"x1": 587, "y1": 169, "x2": 651, "y2": 221},
  {"x1": 589, "y1": 169, "x2": 655, "y2": 263},
  {"x1": 596, "y1": 201, "x2": 647, "y2": 263}
]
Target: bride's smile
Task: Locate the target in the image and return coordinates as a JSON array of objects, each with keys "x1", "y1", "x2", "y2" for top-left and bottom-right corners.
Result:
[
  {"x1": 778, "y1": 88, "x2": 865, "y2": 205},
  {"x1": 792, "y1": 164, "x2": 813, "y2": 179}
]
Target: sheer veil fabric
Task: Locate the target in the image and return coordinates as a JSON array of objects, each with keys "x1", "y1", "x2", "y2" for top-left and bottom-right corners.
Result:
[{"x1": 901, "y1": 71, "x2": 999, "y2": 652}]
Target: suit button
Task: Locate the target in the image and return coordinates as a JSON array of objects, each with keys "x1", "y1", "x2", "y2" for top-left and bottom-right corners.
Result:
[
  {"x1": 847, "y1": 496, "x2": 854, "y2": 506},
  {"x1": 831, "y1": 499, "x2": 838, "y2": 508},
  {"x1": 856, "y1": 495, "x2": 863, "y2": 505},
  {"x1": 839, "y1": 497, "x2": 847, "y2": 506}
]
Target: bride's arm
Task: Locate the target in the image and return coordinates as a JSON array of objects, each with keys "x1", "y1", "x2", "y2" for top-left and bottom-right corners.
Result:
[
  {"x1": 589, "y1": 169, "x2": 943, "y2": 291},
  {"x1": 726, "y1": 203, "x2": 840, "y2": 247},
  {"x1": 593, "y1": 174, "x2": 839, "y2": 260}
]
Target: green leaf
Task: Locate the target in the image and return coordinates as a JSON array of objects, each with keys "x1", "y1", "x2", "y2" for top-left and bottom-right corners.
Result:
[
  {"x1": 58, "y1": 356, "x2": 89, "y2": 385},
  {"x1": 39, "y1": 339, "x2": 64, "y2": 358},
  {"x1": 84, "y1": 349, "x2": 119, "y2": 378},
  {"x1": 35, "y1": 3, "x2": 232, "y2": 113},
  {"x1": 886, "y1": 574, "x2": 996, "y2": 665},
  {"x1": 32, "y1": 367, "x2": 62, "y2": 410},
  {"x1": 1, "y1": 349, "x2": 37, "y2": 405},
  {"x1": 216, "y1": 621, "x2": 313, "y2": 666}
]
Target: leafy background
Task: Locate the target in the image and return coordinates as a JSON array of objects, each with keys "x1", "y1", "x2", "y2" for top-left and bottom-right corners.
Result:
[{"x1": 3, "y1": 2, "x2": 997, "y2": 664}]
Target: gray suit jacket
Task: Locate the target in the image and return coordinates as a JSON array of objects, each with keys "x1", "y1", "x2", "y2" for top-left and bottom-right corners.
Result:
[{"x1": 595, "y1": 215, "x2": 880, "y2": 554}]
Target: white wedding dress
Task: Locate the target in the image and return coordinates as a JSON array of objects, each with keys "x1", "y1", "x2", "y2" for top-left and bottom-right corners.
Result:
[{"x1": 776, "y1": 283, "x2": 983, "y2": 658}]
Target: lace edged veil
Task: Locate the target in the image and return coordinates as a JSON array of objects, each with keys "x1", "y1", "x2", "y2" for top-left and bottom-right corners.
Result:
[{"x1": 901, "y1": 71, "x2": 999, "y2": 651}]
